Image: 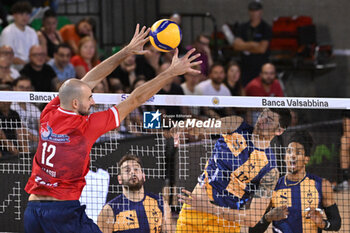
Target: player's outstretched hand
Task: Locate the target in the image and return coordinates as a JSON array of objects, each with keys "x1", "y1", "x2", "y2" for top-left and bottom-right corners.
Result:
[
  {"x1": 265, "y1": 206, "x2": 289, "y2": 222},
  {"x1": 125, "y1": 24, "x2": 151, "y2": 55},
  {"x1": 168, "y1": 48, "x2": 202, "y2": 77},
  {"x1": 178, "y1": 187, "x2": 215, "y2": 215}
]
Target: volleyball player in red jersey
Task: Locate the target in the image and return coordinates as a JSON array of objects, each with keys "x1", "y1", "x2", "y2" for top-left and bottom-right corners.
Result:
[{"x1": 23, "y1": 24, "x2": 202, "y2": 233}]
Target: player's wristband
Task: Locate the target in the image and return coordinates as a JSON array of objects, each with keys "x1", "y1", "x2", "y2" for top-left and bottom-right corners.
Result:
[{"x1": 323, "y1": 203, "x2": 341, "y2": 231}]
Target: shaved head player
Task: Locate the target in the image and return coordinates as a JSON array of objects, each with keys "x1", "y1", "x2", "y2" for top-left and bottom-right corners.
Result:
[{"x1": 23, "y1": 25, "x2": 202, "y2": 233}]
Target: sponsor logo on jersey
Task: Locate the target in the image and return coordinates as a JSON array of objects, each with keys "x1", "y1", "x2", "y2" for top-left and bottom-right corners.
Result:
[
  {"x1": 35, "y1": 176, "x2": 58, "y2": 187},
  {"x1": 143, "y1": 110, "x2": 161, "y2": 129},
  {"x1": 41, "y1": 123, "x2": 70, "y2": 143}
]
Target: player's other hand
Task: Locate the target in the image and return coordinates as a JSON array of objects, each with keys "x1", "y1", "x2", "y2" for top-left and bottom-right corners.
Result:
[
  {"x1": 306, "y1": 208, "x2": 326, "y2": 228},
  {"x1": 125, "y1": 24, "x2": 151, "y2": 55},
  {"x1": 168, "y1": 48, "x2": 202, "y2": 77},
  {"x1": 265, "y1": 205, "x2": 289, "y2": 222}
]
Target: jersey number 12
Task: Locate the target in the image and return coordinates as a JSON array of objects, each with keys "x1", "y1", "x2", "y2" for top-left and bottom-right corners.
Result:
[{"x1": 41, "y1": 142, "x2": 56, "y2": 167}]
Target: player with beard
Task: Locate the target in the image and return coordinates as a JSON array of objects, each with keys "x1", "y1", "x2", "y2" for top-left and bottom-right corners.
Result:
[
  {"x1": 245, "y1": 63, "x2": 284, "y2": 97},
  {"x1": 249, "y1": 131, "x2": 341, "y2": 233},
  {"x1": 97, "y1": 154, "x2": 172, "y2": 233},
  {"x1": 175, "y1": 108, "x2": 291, "y2": 232}
]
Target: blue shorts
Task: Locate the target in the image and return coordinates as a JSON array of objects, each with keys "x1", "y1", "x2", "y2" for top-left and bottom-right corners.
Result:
[{"x1": 24, "y1": 200, "x2": 102, "y2": 233}]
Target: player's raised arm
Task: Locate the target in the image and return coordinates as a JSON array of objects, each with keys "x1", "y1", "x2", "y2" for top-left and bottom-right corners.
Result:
[
  {"x1": 81, "y1": 24, "x2": 150, "y2": 89},
  {"x1": 117, "y1": 48, "x2": 202, "y2": 122}
]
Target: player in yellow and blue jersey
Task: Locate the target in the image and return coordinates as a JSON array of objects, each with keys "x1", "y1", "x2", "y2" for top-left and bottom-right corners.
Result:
[
  {"x1": 97, "y1": 154, "x2": 172, "y2": 233},
  {"x1": 176, "y1": 108, "x2": 292, "y2": 233},
  {"x1": 249, "y1": 131, "x2": 341, "y2": 233}
]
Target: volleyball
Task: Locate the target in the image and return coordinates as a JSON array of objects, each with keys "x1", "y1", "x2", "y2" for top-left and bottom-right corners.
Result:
[{"x1": 149, "y1": 19, "x2": 182, "y2": 52}]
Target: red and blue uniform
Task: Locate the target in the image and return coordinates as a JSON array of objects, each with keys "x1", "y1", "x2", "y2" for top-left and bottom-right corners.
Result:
[{"x1": 24, "y1": 96, "x2": 120, "y2": 233}]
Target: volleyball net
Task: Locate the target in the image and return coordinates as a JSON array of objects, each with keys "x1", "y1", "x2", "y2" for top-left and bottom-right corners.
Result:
[{"x1": 0, "y1": 92, "x2": 349, "y2": 232}]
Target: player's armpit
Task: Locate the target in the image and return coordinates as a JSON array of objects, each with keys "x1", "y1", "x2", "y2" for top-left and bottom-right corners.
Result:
[
  {"x1": 254, "y1": 168, "x2": 279, "y2": 198},
  {"x1": 97, "y1": 205, "x2": 115, "y2": 233}
]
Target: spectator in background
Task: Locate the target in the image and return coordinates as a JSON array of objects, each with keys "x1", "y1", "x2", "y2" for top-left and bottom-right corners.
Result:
[
  {"x1": 0, "y1": 56, "x2": 18, "y2": 84},
  {"x1": 187, "y1": 34, "x2": 213, "y2": 76},
  {"x1": 59, "y1": 17, "x2": 95, "y2": 55},
  {"x1": 194, "y1": 63, "x2": 230, "y2": 96},
  {"x1": 20, "y1": 45, "x2": 57, "y2": 91},
  {"x1": 245, "y1": 63, "x2": 283, "y2": 97},
  {"x1": 181, "y1": 65, "x2": 202, "y2": 95},
  {"x1": 11, "y1": 76, "x2": 40, "y2": 152},
  {"x1": 194, "y1": 63, "x2": 232, "y2": 118},
  {"x1": 0, "y1": 84, "x2": 29, "y2": 159},
  {"x1": 107, "y1": 54, "x2": 137, "y2": 93},
  {"x1": 224, "y1": 61, "x2": 245, "y2": 96},
  {"x1": 181, "y1": 65, "x2": 203, "y2": 121},
  {"x1": 71, "y1": 36, "x2": 100, "y2": 79},
  {"x1": 245, "y1": 63, "x2": 283, "y2": 125},
  {"x1": 48, "y1": 43, "x2": 75, "y2": 85},
  {"x1": 0, "y1": 45, "x2": 20, "y2": 80},
  {"x1": 0, "y1": 1, "x2": 39, "y2": 70},
  {"x1": 37, "y1": 9, "x2": 62, "y2": 60},
  {"x1": 92, "y1": 80, "x2": 109, "y2": 94},
  {"x1": 170, "y1": 13, "x2": 181, "y2": 25},
  {"x1": 222, "y1": 1, "x2": 272, "y2": 85},
  {"x1": 135, "y1": 42, "x2": 161, "y2": 80}
]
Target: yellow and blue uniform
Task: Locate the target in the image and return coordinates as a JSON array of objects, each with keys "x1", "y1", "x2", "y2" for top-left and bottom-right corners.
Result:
[
  {"x1": 108, "y1": 192, "x2": 164, "y2": 233},
  {"x1": 177, "y1": 122, "x2": 277, "y2": 232},
  {"x1": 271, "y1": 173, "x2": 323, "y2": 233}
]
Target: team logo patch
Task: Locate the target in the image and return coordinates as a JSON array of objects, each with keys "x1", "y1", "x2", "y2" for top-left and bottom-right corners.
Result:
[
  {"x1": 41, "y1": 123, "x2": 70, "y2": 143},
  {"x1": 212, "y1": 97, "x2": 220, "y2": 105},
  {"x1": 143, "y1": 110, "x2": 161, "y2": 129}
]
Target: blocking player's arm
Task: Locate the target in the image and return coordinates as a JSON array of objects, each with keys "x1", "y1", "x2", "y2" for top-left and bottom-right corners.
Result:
[
  {"x1": 97, "y1": 204, "x2": 115, "y2": 233},
  {"x1": 308, "y1": 179, "x2": 341, "y2": 231},
  {"x1": 117, "y1": 48, "x2": 201, "y2": 123},
  {"x1": 81, "y1": 24, "x2": 150, "y2": 90}
]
